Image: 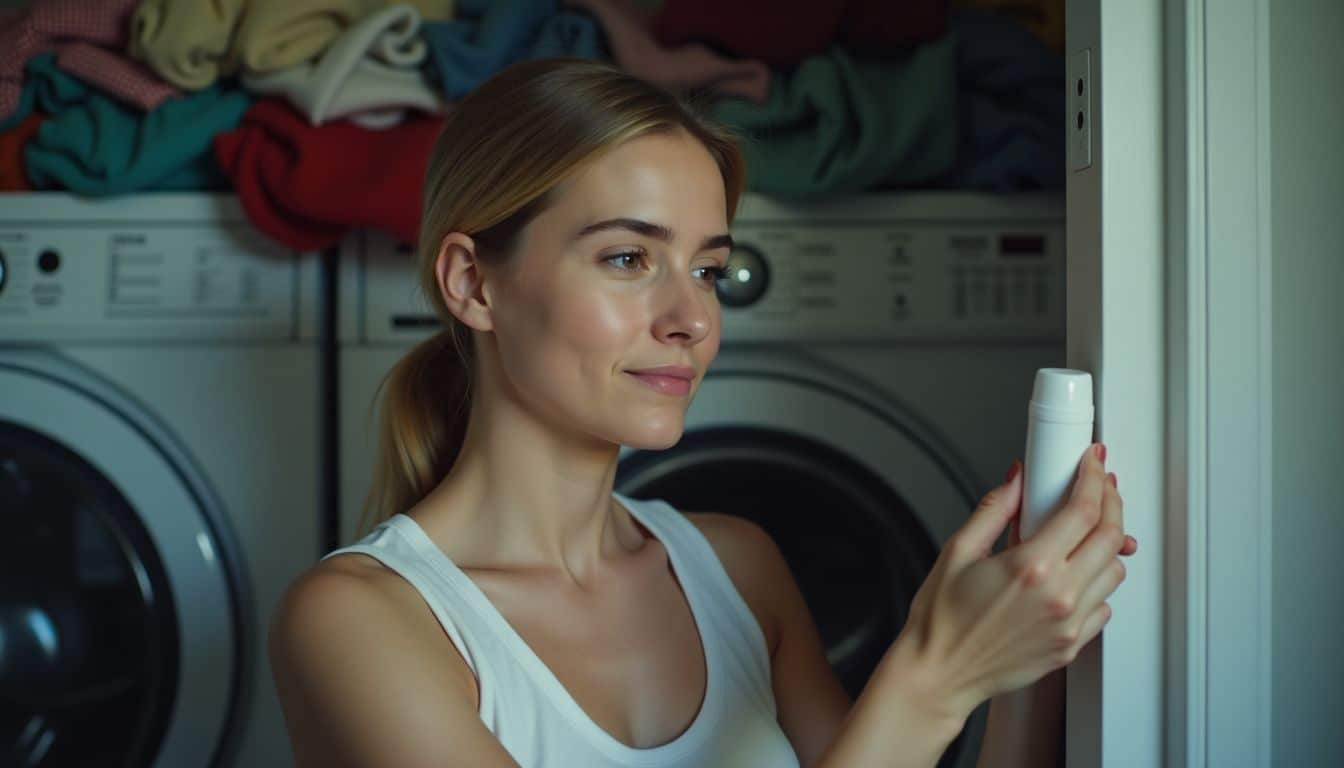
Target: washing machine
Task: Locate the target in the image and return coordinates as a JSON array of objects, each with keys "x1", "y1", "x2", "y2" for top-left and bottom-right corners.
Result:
[
  {"x1": 0, "y1": 194, "x2": 324, "y2": 767},
  {"x1": 335, "y1": 191, "x2": 1066, "y2": 768}
]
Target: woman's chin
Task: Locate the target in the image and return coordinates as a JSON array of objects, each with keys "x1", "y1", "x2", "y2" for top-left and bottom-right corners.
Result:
[{"x1": 619, "y1": 423, "x2": 686, "y2": 451}]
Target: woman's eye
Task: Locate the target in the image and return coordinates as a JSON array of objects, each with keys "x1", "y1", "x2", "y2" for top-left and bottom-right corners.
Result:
[
  {"x1": 603, "y1": 250, "x2": 645, "y2": 271},
  {"x1": 694, "y1": 265, "x2": 731, "y2": 284}
]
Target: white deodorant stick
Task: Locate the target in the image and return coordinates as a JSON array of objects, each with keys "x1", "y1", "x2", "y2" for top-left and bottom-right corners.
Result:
[{"x1": 1020, "y1": 368, "x2": 1095, "y2": 540}]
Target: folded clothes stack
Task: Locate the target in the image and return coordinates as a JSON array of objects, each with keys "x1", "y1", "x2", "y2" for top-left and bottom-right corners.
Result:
[{"x1": 0, "y1": 0, "x2": 1064, "y2": 251}]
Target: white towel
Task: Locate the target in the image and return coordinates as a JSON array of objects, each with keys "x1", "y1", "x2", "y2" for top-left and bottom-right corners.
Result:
[{"x1": 242, "y1": 3, "x2": 448, "y2": 128}]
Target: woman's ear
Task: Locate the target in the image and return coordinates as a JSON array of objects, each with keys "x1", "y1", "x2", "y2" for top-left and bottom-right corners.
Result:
[{"x1": 434, "y1": 232, "x2": 495, "y2": 332}]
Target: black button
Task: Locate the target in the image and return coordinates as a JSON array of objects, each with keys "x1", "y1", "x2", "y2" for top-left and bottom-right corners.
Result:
[{"x1": 38, "y1": 249, "x2": 60, "y2": 273}]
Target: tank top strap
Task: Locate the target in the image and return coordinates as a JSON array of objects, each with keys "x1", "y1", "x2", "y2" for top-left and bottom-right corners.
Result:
[{"x1": 321, "y1": 517, "x2": 493, "y2": 685}]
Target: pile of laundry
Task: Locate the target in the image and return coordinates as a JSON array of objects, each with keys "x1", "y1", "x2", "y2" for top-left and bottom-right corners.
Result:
[{"x1": 0, "y1": 0, "x2": 1065, "y2": 251}]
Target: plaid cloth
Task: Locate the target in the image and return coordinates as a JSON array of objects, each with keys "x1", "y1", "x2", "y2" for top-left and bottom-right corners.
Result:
[
  {"x1": 0, "y1": 0, "x2": 180, "y2": 122},
  {"x1": 56, "y1": 42, "x2": 179, "y2": 111}
]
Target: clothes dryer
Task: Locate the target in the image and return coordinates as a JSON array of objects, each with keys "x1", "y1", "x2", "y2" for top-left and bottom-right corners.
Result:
[
  {"x1": 0, "y1": 194, "x2": 323, "y2": 767},
  {"x1": 336, "y1": 191, "x2": 1066, "y2": 768}
]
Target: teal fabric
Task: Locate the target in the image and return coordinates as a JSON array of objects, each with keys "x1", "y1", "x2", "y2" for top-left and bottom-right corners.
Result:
[
  {"x1": 0, "y1": 54, "x2": 87, "y2": 133},
  {"x1": 7, "y1": 53, "x2": 251, "y2": 194},
  {"x1": 711, "y1": 39, "x2": 958, "y2": 199}
]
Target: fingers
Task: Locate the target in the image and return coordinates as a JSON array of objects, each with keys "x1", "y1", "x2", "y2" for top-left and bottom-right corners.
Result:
[
  {"x1": 1074, "y1": 554, "x2": 1125, "y2": 625},
  {"x1": 1063, "y1": 602, "x2": 1113, "y2": 665},
  {"x1": 1108, "y1": 472, "x2": 1139, "y2": 556},
  {"x1": 1067, "y1": 476, "x2": 1126, "y2": 636},
  {"x1": 1070, "y1": 467, "x2": 1125, "y2": 563},
  {"x1": 1070, "y1": 443, "x2": 1107, "y2": 512},
  {"x1": 947, "y1": 462, "x2": 1023, "y2": 566},
  {"x1": 1024, "y1": 443, "x2": 1106, "y2": 562},
  {"x1": 1068, "y1": 520, "x2": 1125, "y2": 587}
]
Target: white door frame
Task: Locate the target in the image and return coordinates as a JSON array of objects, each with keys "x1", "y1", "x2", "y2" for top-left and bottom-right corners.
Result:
[
  {"x1": 1066, "y1": 0, "x2": 1275, "y2": 765},
  {"x1": 1163, "y1": 0, "x2": 1275, "y2": 766}
]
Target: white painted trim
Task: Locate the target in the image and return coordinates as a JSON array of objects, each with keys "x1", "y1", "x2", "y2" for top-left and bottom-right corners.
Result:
[
  {"x1": 1168, "y1": 2, "x2": 1195, "y2": 763},
  {"x1": 1165, "y1": 0, "x2": 1275, "y2": 765},
  {"x1": 1164, "y1": 2, "x2": 1204, "y2": 765},
  {"x1": 1065, "y1": 1, "x2": 1167, "y2": 765}
]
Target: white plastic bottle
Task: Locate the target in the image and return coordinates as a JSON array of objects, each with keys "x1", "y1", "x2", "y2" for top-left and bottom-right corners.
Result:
[{"x1": 1020, "y1": 368, "x2": 1095, "y2": 540}]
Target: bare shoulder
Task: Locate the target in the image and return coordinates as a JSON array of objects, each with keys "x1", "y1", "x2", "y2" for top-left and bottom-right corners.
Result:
[
  {"x1": 271, "y1": 554, "x2": 476, "y2": 695},
  {"x1": 268, "y1": 556, "x2": 516, "y2": 767},
  {"x1": 681, "y1": 512, "x2": 788, "y2": 658}
]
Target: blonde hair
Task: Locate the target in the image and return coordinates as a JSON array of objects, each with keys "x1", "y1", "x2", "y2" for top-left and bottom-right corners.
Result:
[{"x1": 358, "y1": 58, "x2": 746, "y2": 537}]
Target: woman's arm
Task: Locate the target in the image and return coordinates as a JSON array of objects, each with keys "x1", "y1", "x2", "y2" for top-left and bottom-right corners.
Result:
[{"x1": 811, "y1": 635, "x2": 975, "y2": 768}]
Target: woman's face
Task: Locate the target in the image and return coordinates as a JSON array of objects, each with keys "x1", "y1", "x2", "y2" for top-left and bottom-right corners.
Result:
[{"x1": 484, "y1": 129, "x2": 730, "y2": 450}]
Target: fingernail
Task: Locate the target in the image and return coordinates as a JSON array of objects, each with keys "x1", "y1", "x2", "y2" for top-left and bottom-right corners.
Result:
[
  {"x1": 1005, "y1": 460, "x2": 1021, "y2": 483},
  {"x1": 1095, "y1": 443, "x2": 1107, "y2": 462},
  {"x1": 1107, "y1": 472, "x2": 1117, "y2": 489}
]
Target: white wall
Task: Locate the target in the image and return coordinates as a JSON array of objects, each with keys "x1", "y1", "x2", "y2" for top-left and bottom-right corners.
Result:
[{"x1": 1269, "y1": 1, "x2": 1344, "y2": 765}]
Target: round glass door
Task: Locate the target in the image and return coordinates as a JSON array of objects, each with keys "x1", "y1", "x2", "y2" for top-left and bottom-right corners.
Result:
[
  {"x1": 0, "y1": 357, "x2": 242, "y2": 768},
  {"x1": 0, "y1": 423, "x2": 178, "y2": 767}
]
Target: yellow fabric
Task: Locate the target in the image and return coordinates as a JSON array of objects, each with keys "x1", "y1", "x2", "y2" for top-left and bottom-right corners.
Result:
[
  {"x1": 955, "y1": 0, "x2": 1064, "y2": 52},
  {"x1": 232, "y1": 0, "x2": 384, "y2": 75},
  {"x1": 129, "y1": 0, "x2": 247, "y2": 90},
  {"x1": 130, "y1": 0, "x2": 455, "y2": 90}
]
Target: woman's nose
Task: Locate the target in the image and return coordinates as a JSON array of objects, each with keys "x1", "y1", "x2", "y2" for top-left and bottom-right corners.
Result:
[{"x1": 651, "y1": 273, "x2": 712, "y2": 344}]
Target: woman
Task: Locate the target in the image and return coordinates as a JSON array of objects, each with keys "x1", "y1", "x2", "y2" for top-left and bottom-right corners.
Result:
[{"x1": 270, "y1": 58, "x2": 1138, "y2": 768}]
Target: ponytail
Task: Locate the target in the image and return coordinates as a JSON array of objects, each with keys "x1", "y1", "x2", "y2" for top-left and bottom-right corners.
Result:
[{"x1": 357, "y1": 322, "x2": 472, "y2": 538}]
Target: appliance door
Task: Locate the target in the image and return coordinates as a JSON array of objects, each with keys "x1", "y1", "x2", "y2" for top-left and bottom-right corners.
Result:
[
  {"x1": 616, "y1": 351, "x2": 985, "y2": 768},
  {"x1": 0, "y1": 354, "x2": 242, "y2": 768}
]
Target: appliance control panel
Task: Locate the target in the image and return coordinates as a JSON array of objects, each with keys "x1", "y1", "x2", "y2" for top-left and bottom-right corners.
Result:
[
  {"x1": 718, "y1": 220, "x2": 1065, "y2": 340},
  {"x1": 0, "y1": 194, "x2": 317, "y2": 341}
]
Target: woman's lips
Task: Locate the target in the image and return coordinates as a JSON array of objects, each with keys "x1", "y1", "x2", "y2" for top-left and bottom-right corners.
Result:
[{"x1": 625, "y1": 371, "x2": 692, "y2": 396}]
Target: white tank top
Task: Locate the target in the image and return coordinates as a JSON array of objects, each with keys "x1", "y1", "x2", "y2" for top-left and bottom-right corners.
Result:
[{"x1": 322, "y1": 492, "x2": 802, "y2": 768}]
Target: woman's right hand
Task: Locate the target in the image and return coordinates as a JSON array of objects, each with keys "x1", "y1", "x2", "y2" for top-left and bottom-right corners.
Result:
[{"x1": 896, "y1": 443, "x2": 1132, "y2": 721}]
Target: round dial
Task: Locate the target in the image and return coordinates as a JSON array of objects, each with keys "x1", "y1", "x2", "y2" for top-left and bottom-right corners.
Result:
[{"x1": 715, "y1": 243, "x2": 771, "y2": 308}]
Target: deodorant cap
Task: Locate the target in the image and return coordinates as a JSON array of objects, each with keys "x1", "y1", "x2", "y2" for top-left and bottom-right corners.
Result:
[{"x1": 1029, "y1": 368, "x2": 1094, "y2": 424}]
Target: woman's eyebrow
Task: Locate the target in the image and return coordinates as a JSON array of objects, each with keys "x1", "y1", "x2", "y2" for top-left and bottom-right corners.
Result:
[{"x1": 571, "y1": 217, "x2": 734, "y2": 252}]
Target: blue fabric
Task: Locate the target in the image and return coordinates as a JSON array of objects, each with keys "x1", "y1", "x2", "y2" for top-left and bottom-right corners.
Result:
[
  {"x1": 7, "y1": 54, "x2": 251, "y2": 194},
  {"x1": 930, "y1": 9, "x2": 1065, "y2": 191},
  {"x1": 422, "y1": 0, "x2": 607, "y2": 100}
]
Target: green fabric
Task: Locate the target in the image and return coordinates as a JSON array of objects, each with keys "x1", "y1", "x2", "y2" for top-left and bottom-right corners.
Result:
[
  {"x1": 711, "y1": 39, "x2": 958, "y2": 199},
  {"x1": 9, "y1": 53, "x2": 252, "y2": 194}
]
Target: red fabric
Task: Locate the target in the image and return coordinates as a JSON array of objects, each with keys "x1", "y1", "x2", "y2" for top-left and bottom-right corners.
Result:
[
  {"x1": 651, "y1": 0, "x2": 948, "y2": 68},
  {"x1": 214, "y1": 98, "x2": 444, "y2": 252},
  {"x1": 0, "y1": 111, "x2": 45, "y2": 191}
]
